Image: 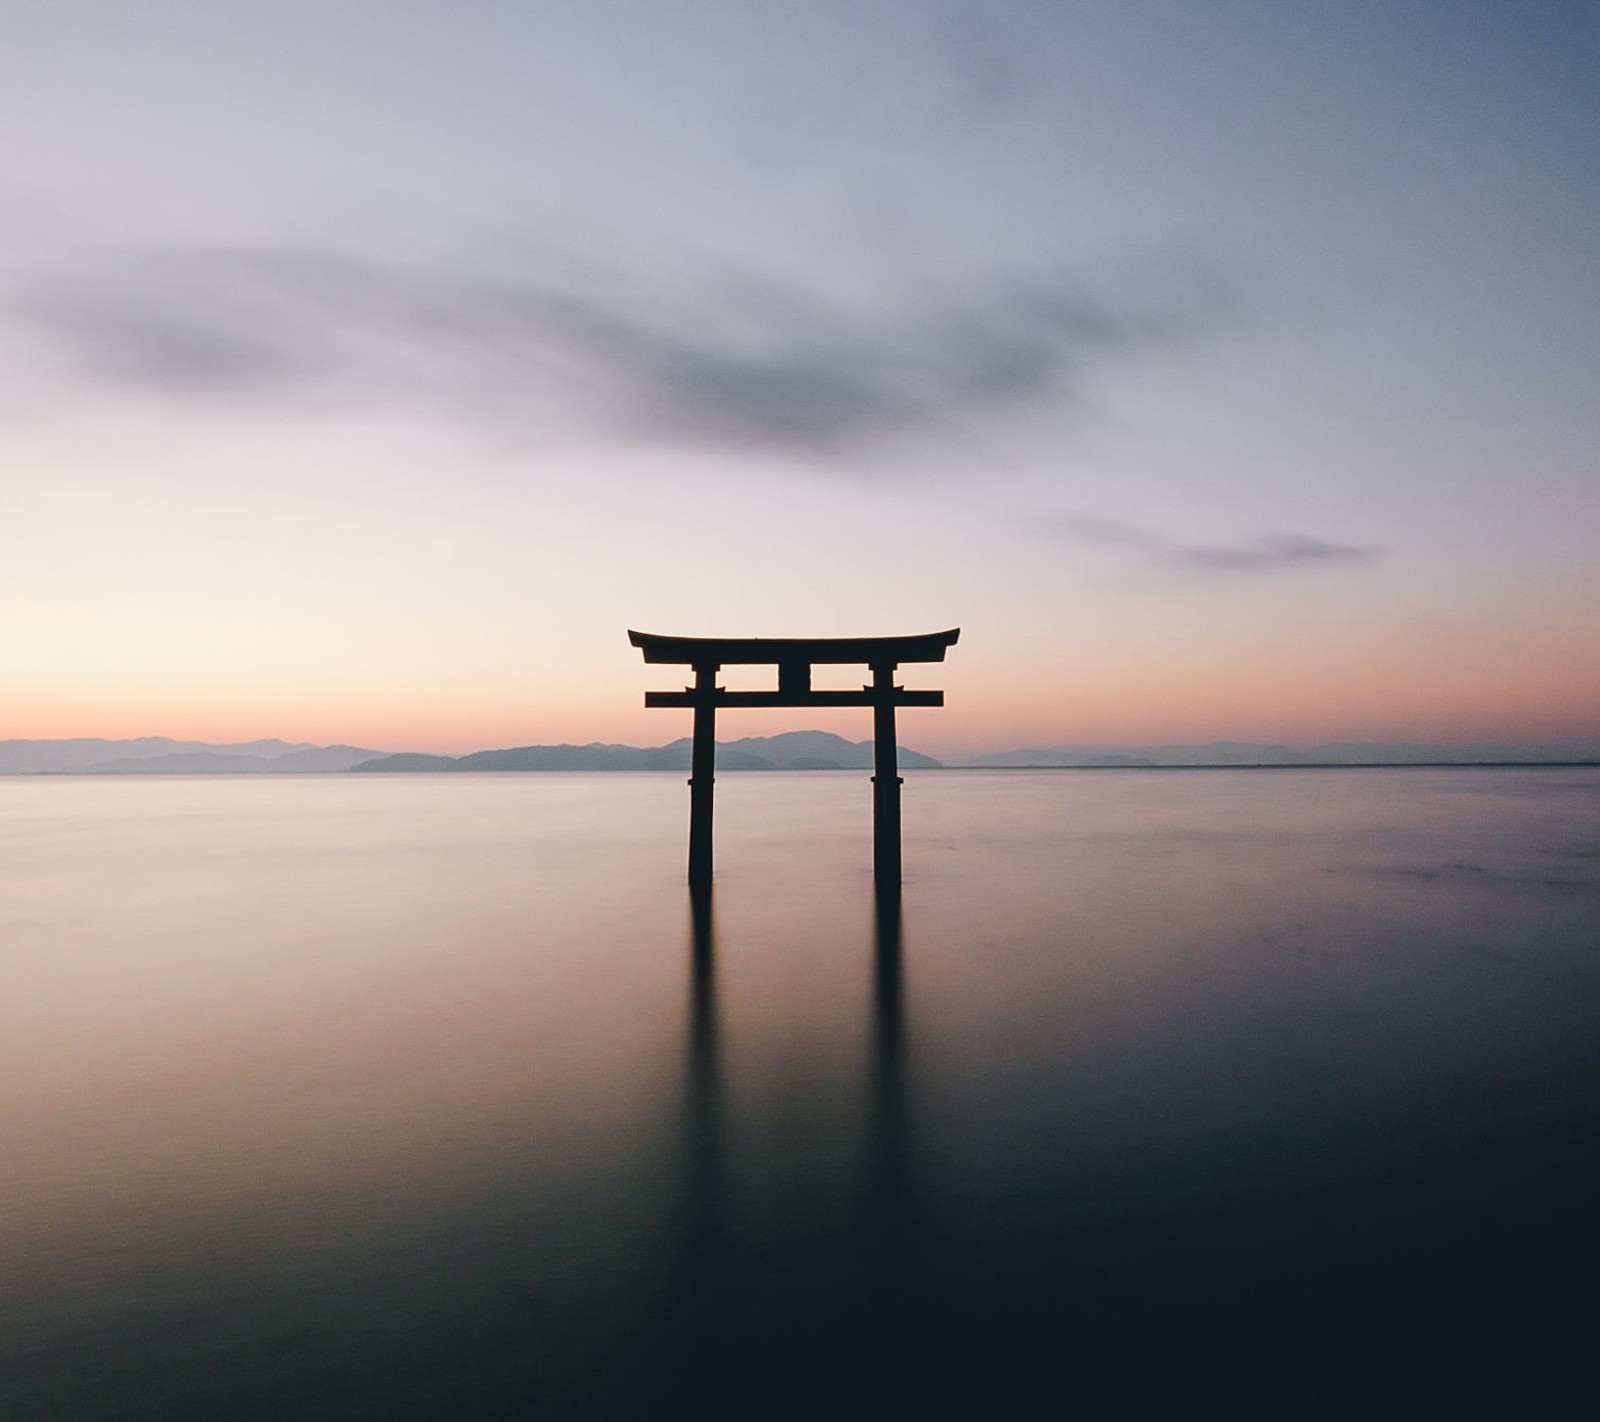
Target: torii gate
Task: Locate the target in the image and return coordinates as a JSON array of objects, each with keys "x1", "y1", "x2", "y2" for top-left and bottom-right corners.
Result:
[{"x1": 629, "y1": 629, "x2": 960, "y2": 888}]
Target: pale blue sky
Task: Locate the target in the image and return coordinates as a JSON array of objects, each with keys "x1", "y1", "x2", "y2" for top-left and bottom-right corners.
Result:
[{"x1": 3, "y1": 2, "x2": 1597, "y2": 752}]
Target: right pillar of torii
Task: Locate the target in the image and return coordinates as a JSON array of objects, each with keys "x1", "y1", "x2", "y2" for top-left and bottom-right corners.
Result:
[{"x1": 871, "y1": 661, "x2": 904, "y2": 886}]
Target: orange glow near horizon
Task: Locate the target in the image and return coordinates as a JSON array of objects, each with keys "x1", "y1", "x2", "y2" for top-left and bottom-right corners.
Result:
[
  {"x1": 7, "y1": 639, "x2": 1596, "y2": 758},
  {"x1": 6, "y1": 595, "x2": 1597, "y2": 754}
]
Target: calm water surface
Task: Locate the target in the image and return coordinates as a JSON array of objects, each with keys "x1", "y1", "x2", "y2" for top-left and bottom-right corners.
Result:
[{"x1": 2, "y1": 769, "x2": 1597, "y2": 1416}]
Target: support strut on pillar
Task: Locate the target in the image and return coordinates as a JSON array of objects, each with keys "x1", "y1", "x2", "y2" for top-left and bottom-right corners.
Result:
[
  {"x1": 871, "y1": 662, "x2": 903, "y2": 885},
  {"x1": 688, "y1": 663, "x2": 717, "y2": 889}
]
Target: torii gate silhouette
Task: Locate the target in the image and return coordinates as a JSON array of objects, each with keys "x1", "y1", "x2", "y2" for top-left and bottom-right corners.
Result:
[{"x1": 629, "y1": 629, "x2": 960, "y2": 889}]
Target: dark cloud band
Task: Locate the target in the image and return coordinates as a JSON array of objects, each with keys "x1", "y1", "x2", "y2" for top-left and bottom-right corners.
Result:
[{"x1": 9, "y1": 242, "x2": 1238, "y2": 455}]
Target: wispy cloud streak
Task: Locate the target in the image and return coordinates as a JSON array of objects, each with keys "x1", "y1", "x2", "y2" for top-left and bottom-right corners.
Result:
[
  {"x1": 1051, "y1": 513, "x2": 1379, "y2": 574},
  {"x1": 8, "y1": 243, "x2": 1238, "y2": 455},
  {"x1": 1172, "y1": 533, "x2": 1378, "y2": 571}
]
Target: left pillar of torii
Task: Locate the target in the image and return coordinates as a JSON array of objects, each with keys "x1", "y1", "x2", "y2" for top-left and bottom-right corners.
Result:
[
  {"x1": 686, "y1": 659, "x2": 717, "y2": 889},
  {"x1": 629, "y1": 630, "x2": 959, "y2": 890}
]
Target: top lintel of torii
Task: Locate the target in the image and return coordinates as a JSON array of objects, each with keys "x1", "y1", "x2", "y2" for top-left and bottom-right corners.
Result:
[{"x1": 628, "y1": 629, "x2": 959, "y2": 670}]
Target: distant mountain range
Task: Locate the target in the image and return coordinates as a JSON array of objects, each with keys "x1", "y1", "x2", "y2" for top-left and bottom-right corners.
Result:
[
  {"x1": 358, "y1": 730, "x2": 942, "y2": 772},
  {"x1": 4, "y1": 732, "x2": 1596, "y2": 776},
  {"x1": 0, "y1": 738, "x2": 384, "y2": 775},
  {"x1": 963, "y1": 737, "x2": 1600, "y2": 767},
  {"x1": 0, "y1": 731, "x2": 940, "y2": 775}
]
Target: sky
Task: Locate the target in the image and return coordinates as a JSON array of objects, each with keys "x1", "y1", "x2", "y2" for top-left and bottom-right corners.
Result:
[{"x1": 3, "y1": 1, "x2": 1597, "y2": 757}]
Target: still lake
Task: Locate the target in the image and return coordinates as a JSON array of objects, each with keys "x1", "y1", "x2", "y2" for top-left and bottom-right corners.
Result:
[{"x1": 2, "y1": 768, "x2": 1597, "y2": 1416}]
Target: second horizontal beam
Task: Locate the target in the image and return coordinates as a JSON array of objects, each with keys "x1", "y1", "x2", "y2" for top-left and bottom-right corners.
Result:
[{"x1": 644, "y1": 689, "x2": 944, "y2": 709}]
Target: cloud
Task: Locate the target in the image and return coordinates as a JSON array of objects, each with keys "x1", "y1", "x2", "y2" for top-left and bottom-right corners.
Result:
[
  {"x1": 1049, "y1": 513, "x2": 1163, "y2": 549},
  {"x1": 937, "y1": 6, "x2": 1021, "y2": 123},
  {"x1": 1171, "y1": 532, "x2": 1379, "y2": 572},
  {"x1": 7, "y1": 242, "x2": 1237, "y2": 455},
  {"x1": 1051, "y1": 514, "x2": 1380, "y2": 574}
]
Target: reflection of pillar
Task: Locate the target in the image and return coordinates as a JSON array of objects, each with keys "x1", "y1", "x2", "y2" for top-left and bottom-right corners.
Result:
[
  {"x1": 688, "y1": 664, "x2": 717, "y2": 888},
  {"x1": 866, "y1": 883, "x2": 912, "y2": 1299},
  {"x1": 872, "y1": 663, "x2": 903, "y2": 884},
  {"x1": 686, "y1": 884, "x2": 720, "y2": 1243},
  {"x1": 872, "y1": 885, "x2": 904, "y2": 1104},
  {"x1": 678, "y1": 884, "x2": 725, "y2": 1330}
]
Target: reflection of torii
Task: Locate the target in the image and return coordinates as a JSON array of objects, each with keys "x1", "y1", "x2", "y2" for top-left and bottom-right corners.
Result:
[
  {"x1": 629, "y1": 629, "x2": 960, "y2": 887},
  {"x1": 675, "y1": 883, "x2": 909, "y2": 1348}
]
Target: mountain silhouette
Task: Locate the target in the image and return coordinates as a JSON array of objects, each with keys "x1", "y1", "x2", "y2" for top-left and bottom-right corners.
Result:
[
  {"x1": 962, "y1": 736, "x2": 1600, "y2": 767},
  {"x1": 9, "y1": 733, "x2": 1595, "y2": 776},
  {"x1": 353, "y1": 730, "x2": 943, "y2": 773},
  {"x1": 0, "y1": 739, "x2": 385, "y2": 775}
]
